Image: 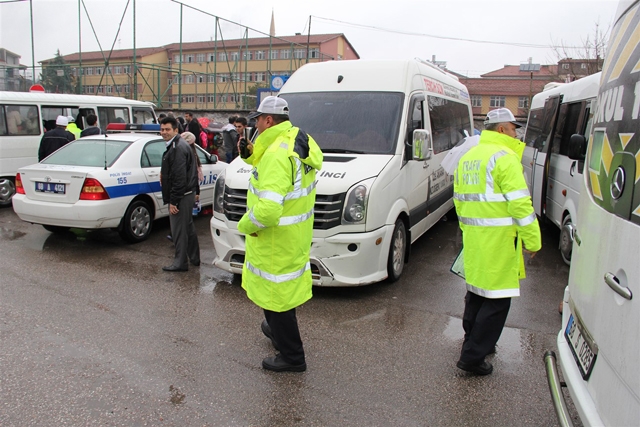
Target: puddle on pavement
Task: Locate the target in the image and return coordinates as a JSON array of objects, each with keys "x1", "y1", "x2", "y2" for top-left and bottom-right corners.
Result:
[{"x1": 0, "y1": 227, "x2": 26, "y2": 241}]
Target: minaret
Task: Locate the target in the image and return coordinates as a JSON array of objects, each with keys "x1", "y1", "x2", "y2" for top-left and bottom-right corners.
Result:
[{"x1": 270, "y1": 9, "x2": 276, "y2": 37}]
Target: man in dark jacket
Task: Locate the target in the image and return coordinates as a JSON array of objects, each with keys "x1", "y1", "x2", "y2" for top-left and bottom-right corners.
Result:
[
  {"x1": 80, "y1": 114, "x2": 101, "y2": 137},
  {"x1": 184, "y1": 112, "x2": 201, "y2": 140},
  {"x1": 160, "y1": 116, "x2": 200, "y2": 272},
  {"x1": 38, "y1": 115, "x2": 75, "y2": 161}
]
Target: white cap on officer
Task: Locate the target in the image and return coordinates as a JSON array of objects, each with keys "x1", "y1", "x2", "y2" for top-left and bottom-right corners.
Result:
[
  {"x1": 56, "y1": 115, "x2": 69, "y2": 126},
  {"x1": 484, "y1": 108, "x2": 522, "y2": 128},
  {"x1": 247, "y1": 96, "x2": 289, "y2": 120}
]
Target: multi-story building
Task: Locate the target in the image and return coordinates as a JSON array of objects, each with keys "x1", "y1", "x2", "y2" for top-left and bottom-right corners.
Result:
[
  {"x1": 40, "y1": 33, "x2": 359, "y2": 109},
  {"x1": 0, "y1": 48, "x2": 27, "y2": 92}
]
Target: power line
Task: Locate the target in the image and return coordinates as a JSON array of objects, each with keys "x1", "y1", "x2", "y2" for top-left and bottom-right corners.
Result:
[{"x1": 312, "y1": 16, "x2": 585, "y2": 50}]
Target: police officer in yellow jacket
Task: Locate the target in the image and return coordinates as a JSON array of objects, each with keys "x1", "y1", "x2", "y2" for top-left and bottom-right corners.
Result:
[
  {"x1": 453, "y1": 108, "x2": 541, "y2": 375},
  {"x1": 239, "y1": 96, "x2": 323, "y2": 372}
]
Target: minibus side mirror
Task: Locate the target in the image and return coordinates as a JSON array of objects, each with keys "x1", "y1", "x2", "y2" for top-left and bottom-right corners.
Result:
[
  {"x1": 412, "y1": 129, "x2": 432, "y2": 160},
  {"x1": 567, "y1": 134, "x2": 586, "y2": 161}
]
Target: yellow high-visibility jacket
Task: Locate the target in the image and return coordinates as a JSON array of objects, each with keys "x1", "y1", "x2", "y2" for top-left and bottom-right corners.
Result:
[
  {"x1": 238, "y1": 120, "x2": 323, "y2": 311},
  {"x1": 453, "y1": 130, "x2": 541, "y2": 298},
  {"x1": 66, "y1": 123, "x2": 81, "y2": 139}
]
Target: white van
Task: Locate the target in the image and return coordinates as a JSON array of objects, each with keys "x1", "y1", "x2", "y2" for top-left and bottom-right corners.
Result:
[
  {"x1": 210, "y1": 59, "x2": 473, "y2": 286},
  {"x1": 0, "y1": 91, "x2": 157, "y2": 206},
  {"x1": 544, "y1": 1, "x2": 640, "y2": 425},
  {"x1": 522, "y1": 72, "x2": 600, "y2": 264}
]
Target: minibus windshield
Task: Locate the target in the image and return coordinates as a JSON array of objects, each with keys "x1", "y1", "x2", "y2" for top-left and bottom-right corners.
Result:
[{"x1": 281, "y1": 92, "x2": 403, "y2": 155}]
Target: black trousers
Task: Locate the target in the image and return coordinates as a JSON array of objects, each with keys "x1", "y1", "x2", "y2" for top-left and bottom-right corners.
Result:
[
  {"x1": 168, "y1": 192, "x2": 200, "y2": 269},
  {"x1": 264, "y1": 308, "x2": 305, "y2": 365},
  {"x1": 459, "y1": 291, "x2": 511, "y2": 365}
]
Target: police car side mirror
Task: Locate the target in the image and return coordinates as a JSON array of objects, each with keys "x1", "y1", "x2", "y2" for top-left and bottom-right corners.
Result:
[
  {"x1": 412, "y1": 129, "x2": 432, "y2": 161},
  {"x1": 567, "y1": 134, "x2": 586, "y2": 161}
]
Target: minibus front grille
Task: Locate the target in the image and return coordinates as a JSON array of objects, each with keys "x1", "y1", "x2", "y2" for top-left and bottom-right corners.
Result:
[{"x1": 223, "y1": 187, "x2": 345, "y2": 230}]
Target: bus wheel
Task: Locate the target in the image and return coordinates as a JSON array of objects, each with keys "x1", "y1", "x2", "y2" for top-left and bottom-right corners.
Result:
[
  {"x1": 119, "y1": 200, "x2": 153, "y2": 243},
  {"x1": 0, "y1": 177, "x2": 15, "y2": 207},
  {"x1": 559, "y1": 214, "x2": 574, "y2": 265},
  {"x1": 387, "y1": 219, "x2": 407, "y2": 282}
]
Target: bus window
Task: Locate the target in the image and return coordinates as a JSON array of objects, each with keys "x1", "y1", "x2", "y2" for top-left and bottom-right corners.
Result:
[
  {"x1": 132, "y1": 107, "x2": 156, "y2": 124},
  {"x1": 524, "y1": 108, "x2": 544, "y2": 148},
  {"x1": 0, "y1": 106, "x2": 7, "y2": 136},
  {"x1": 42, "y1": 106, "x2": 80, "y2": 132},
  {"x1": 98, "y1": 107, "x2": 130, "y2": 131},
  {"x1": 3, "y1": 105, "x2": 41, "y2": 136}
]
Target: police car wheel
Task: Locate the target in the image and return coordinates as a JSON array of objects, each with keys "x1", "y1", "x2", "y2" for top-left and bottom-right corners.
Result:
[
  {"x1": 120, "y1": 200, "x2": 153, "y2": 243},
  {"x1": 0, "y1": 177, "x2": 15, "y2": 207},
  {"x1": 387, "y1": 219, "x2": 406, "y2": 282}
]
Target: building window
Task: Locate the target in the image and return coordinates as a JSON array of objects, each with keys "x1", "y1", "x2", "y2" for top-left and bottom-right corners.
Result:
[
  {"x1": 230, "y1": 52, "x2": 239, "y2": 61},
  {"x1": 207, "y1": 94, "x2": 215, "y2": 103},
  {"x1": 270, "y1": 50, "x2": 278, "y2": 60},
  {"x1": 123, "y1": 65, "x2": 130, "y2": 73},
  {"x1": 518, "y1": 96, "x2": 529, "y2": 109},
  {"x1": 97, "y1": 86, "x2": 104, "y2": 93},
  {"x1": 255, "y1": 50, "x2": 264, "y2": 60},
  {"x1": 197, "y1": 74, "x2": 204, "y2": 83},
  {"x1": 309, "y1": 48, "x2": 320, "y2": 59},
  {"x1": 114, "y1": 66, "x2": 121, "y2": 74},
  {"x1": 185, "y1": 74, "x2": 194, "y2": 84},
  {"x1": 293, "y1": 48, "x2": 306, "y2": 59},
  {"x1": 96, "y1": 67, "x2": 103, "y2": 75},
  {"x1": 208, "y1": 53, "x2": 215, "y2": 62},
  {"x1": 208, "y1": 74, "x2": 215, "y2": 83},
  {"x1": 184, "y1": 95, "x2": 194, "y2": 103},
  {"x1": 219, "y1": 52, "x2": 227, "y2": 61},
  {"x1": 562, "y1": 63, "x2": 569, "y2": 70},
  {"x1": 198, "y1": 95, "x2": 205, "y2": 103},
  {"x1": 196, "y1": 53, "x2": 205, "y2": 63},
  {"x1": 242, "y1": 51, "x2": 253, "y2": 60},
  {"x1": 281, "y1": 49, "x2": 291, "y2": 59},
  {"x1": 86, "y1": 67, "x2": 93, "y2": 75},
  {"x1": 106, "y1": 85, "x2": 113, "y2": 93},
  {"x1": 256, "y1": 72, "x2": 265, "y2": 82},
  {"x1": 489, "y1": 96, "x2": 505, "y2": 107},
  {"x1": 218, "y1": 73, "x2": 228, "y2": 83},
  {"x1": 471, "y1": 95, "x2": 482, "y2": 107},
  {"x1": 174, "y1": 54, "x2": 181, "y2": 63},
  {"x1": 185, "y1": 54, "x2": 194, "y2": 63},
  {"x1": 581, "y1": 63, "x2": 587, "y2": 69}
]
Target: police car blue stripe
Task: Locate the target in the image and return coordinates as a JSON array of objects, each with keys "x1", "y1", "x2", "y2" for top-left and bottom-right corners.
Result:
[{"x1": 105, "y1": 182, "x2": 156, "y2": 198}]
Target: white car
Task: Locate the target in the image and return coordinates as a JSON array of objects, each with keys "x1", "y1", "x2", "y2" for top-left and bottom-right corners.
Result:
[{"x1": 12, "y1": 131, "x2": 226, "y2": 242}]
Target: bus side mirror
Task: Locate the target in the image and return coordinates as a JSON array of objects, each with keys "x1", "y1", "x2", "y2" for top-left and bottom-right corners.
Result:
[
  {"x1": 412, "y1": 129, "x2": 432, "y2": 160},
  {"x1": 568, "y1": 134, "x2": 586, "y2": 160}
]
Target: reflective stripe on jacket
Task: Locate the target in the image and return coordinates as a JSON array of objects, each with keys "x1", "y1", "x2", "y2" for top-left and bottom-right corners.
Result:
[
  {"x1": 453, "y1": 130, "x2": 541, "y2": 298},
  {"x1": 238, "y1": 120, "x2": 323, "y2": 312}
]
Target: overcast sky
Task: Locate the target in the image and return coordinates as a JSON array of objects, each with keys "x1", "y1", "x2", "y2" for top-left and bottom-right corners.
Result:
[{"x1": 0, "y1": 0, "x2": 619, "y2": 77}]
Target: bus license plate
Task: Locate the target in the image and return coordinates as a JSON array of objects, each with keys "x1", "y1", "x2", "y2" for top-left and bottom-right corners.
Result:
[
  {"x1": 35, "y1": 182, "x2": 66, "y2": 194},
  {"x1": 565, "y1": 314, "x2": 597, "y2": 380}
]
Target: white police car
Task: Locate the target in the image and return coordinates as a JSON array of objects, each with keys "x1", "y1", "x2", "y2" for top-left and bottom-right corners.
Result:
[{"x1": 12, "y1": 124, "x2": 226, "y2": 242}]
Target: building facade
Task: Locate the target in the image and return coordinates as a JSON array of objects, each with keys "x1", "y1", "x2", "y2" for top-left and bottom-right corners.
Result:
[
  {"x1": 0, "y1": 48, "x2": 27, "y2": 92},
  {"x1": 40, "y1": 33, "x2": 359, "y2": 110}
]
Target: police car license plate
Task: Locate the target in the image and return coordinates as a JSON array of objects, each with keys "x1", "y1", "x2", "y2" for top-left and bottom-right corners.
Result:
[
  {"x1": 35, "y1": 182, "x2": 66, "y2": 194},
  {"x1": 564, "y1": 314, "x2": 597, "y2": 380}
]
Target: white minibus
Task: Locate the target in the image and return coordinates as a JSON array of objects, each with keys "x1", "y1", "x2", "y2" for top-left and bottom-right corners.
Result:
[
  {"x1": 522, "y1": 72, "x2": 600, "y2": 264},
  {"x1": 210, "y1": 59, "x2": 473, "y2": 286},
  {"x1": 0, "y1": 91, "x2": 157, "y2": 206},
  {"x1": 544, "y1": 1, "x2": 640, "y2": 425}
]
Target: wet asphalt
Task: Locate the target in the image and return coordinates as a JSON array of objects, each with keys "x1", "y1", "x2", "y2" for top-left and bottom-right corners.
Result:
[{"x1": 0, "y1": 207, "x2": 581, "y2": 426}]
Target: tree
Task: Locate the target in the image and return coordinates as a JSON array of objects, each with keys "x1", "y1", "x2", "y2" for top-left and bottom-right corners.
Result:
[
  {"x1": 551, "y1": 23, "x2": 608, "y2": 81},
  {"x1": 40, "y1": 50, "x2": 77, "y2": 93}
]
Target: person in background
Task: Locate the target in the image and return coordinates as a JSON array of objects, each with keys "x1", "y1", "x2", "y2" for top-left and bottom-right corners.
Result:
[
  {"x1": 222, "y1": 116, "x2": 238, "y2": 163},
  {"x1": 38, "y1": 115, "x2": 75, "y2": 161},
  {"x1": 232, "y1": 116, "x2": 247, "y2": 161},
  {"x1": 238, "y1": 96, "x2": 323, "y2": 372},
  {"x1": 159, "y1": 117, "x2": 200, "y2": 272},
  {"x1": 184, "y1": 112, "x2": 201, "y2": 139},
  {"x1": 65, "y1": 116, "x2": 81, "y2": 139},
  {"x1": 453, "y1": 108, "x2": 541, "y2": 376},
  {"x1": 6, "y1": 106, "x2": 22, "y2": 134},
  {"x1": 80, "y1": 114, "x2": 101, "y2": 137},
  {"x1": 24, "y1": 107, "x2": 40, "y2": 134},
  {"x1": 176, "y1": 116, "x2": 186, "y2": 134}
]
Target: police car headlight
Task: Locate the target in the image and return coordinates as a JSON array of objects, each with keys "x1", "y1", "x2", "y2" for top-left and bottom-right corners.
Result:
[
  {"x1": 342, "y1": 179, "x2": 373, "y2": 224},
  {"x1": 213, "y1": 170, "x2": 226, "y2": 214}
]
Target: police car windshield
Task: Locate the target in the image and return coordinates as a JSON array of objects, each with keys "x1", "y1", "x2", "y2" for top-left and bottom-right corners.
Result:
[
  {"x1": 281, "y1": 91, "x2": 403, "y2": 155},
  {"x1": 42, "y1": 139, "x2": 131, "y2": 167}
]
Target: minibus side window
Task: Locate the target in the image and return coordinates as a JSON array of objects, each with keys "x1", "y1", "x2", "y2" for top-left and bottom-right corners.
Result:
[
  {"x1": 97, "y1": 107, "x2": 131, "y2": 131},
  {"x1": 0, "y1": 106, "x2": 7, "y2": 136},
  {"x1": 427, "y1": 96, "x2": 471, "y2": 154},
  {"x1": 3, "y1": 105, "x2": 40, "y2": 136},
  {"x1": 524, "y1": 108, "x2": 544, "y2": 147},
  {"x1": 557, "y1": 103, "x2": 583, "y2": 156},
  {"x1": 41, "y1": 106, "x2": 80, "y2": 132},
  {"x1": 133, "y1": 107, "x2": 156, "y2": 124}
]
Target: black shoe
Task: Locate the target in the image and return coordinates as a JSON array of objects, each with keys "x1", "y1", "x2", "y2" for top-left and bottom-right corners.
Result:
[
  {"x1": 162, "y1": 265, "x2": 188, "y2": 272},
  {"x1": 262, "y1": 354, "x2": 306, "y2": 372},
  {"x1": 166, "y1": 235, "x2": 173, "y2": 242},
  {"x1": 261, "y1": 320, "x2": 279, "y2": 351},
  {"x1": 487, "y1": 346, "x2": 497, "y2": 355},
  {"x1": 456, "y1": 360, "x2": 493, "y2": 375},
  {"x1": 191, "y1": 260, "x2": 201, "y2": 266}
]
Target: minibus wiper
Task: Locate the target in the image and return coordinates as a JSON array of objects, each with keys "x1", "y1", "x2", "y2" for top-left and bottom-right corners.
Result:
[{"x1": 322, "y1": 148, "x2": 366, "y2": 154}]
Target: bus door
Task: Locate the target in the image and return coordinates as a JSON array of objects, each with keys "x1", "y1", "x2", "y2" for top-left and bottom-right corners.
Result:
[{"x1": 529, "y1": 95, "x2": 561, "y2": 216}]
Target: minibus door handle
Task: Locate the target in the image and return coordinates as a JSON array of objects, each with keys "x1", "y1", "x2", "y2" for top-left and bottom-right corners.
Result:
[
  {"x1": 570, "y1": 161, "x2": 577, "y2": 177},
  {"x1": 423, "y1": 161, "x2": 429, "y2": 169},
  {"x1": 604, "y1": 273, "x2": 633, "y2": 300}
]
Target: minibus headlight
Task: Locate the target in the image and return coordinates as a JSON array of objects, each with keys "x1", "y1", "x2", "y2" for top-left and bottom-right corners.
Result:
[
  {"x1": 342, "y1": 179, "x2": 373, "y2": 224},
  {"x1": 213, "y1": 170, "x2": 226, "y2": 214}
]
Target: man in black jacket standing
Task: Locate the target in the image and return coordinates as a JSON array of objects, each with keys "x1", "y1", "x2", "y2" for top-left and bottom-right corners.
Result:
[
  {"x1": 38, "y1": 115, "x2": 75, "y2": 161},
  {"x1": 160, "y1": 116, "x2": 200, "y2": 272}
]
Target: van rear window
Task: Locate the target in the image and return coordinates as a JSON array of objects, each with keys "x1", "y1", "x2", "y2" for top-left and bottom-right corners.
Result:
[{"x1": 281, "y1": 92, "x2": 403, "y2": 154}]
